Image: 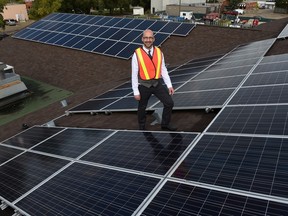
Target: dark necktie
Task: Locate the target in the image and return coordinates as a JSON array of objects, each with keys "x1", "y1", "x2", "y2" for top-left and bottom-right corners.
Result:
[{"x1": 148, "y1": 50, "x2": 152, "y2": 59}]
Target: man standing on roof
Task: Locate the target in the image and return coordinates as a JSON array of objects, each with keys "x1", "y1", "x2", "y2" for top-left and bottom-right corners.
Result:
[{"x1": 131, "y1": 29, "x2": 177, "y2": 131}]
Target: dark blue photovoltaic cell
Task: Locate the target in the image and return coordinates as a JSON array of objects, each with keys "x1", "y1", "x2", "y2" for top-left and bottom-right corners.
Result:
[
  {"x1": 113, "y1": 18, "x2": 132, "y2": 28},
  {"x1": 62, "y1": 35, "x2": 84, "y2": 47},
  {"x1": 30, "y1": 31, "x2": 50, "y2": 41},
  {"x1": 81, "y1": 131, "x2": 197, "y2": 175},
  {"x1": 123, "y1": 19, "x2": 144, "y2": 29},
  {"x1": 70, "y1": 24, "x2": 89, "y2": 34},
  {"x1": 207, "y1": 105, "x2": 288, "y2": 135},
  {"x1": 109, "y1": 29, "x2": 130, "y2": 40},
  {"x1": 15, "y1": 163, "x2": 160, "y2": 216},
  {"x1": 104, "y1": 95, "x2": 158, "y2": 111},
  {"x1": 0, "y1": 145, "x2": 23, "y2": 164},
  {"x1": 53, "y1": 34, "x2": 75, "y2": 45},
  {"x1": 93, "y1": 40, "x2": 116, "y2": 53},
  {"x1": 72, "y1": 37, "x2": 95, "y2": 49},
  {"x1": 61, "y1": 23, "x2": 78, "y2": 33},
  {"x1": 149, "y1": 21, "x2": 168, "y2": 32},
  {"x1": 0, "y1": 152, "x2": 68, "y2": 202},
  {"x1": 173, "y1": 23, "x2": 195, "y2": 36},
  {"x1": 98, "y1": 27, "x2": 119, "y2": 38},
  {"x1": 153, "y1": 89, "x2": 234, "y2": 109},
  {"x1": 253, "y1": 61, "x2": 288, "y2": 74},
  {"x1": 117, "y1": 43, "x2": 140, "y2": 59},
  {"x1": 104, "y1": 41, "x2": 129, "y2": 56},
  {"x1": 121, "y1": 30, "x2": 142, "y2": 42},
  {"x1": 3, "y1": 126, "x2": 64, "y2": 148},
  {"x1": 103, "y1": 17, "x2": 122, "y2": 26},
  {"x1": 229, "y1": 85, "x2": 288, "y2": 105},
  {"x1": 154, "y1": 33, "x2": 170, "y2": 46},
  {"x1": 54, "y1": 23, "x2": 73, "y2": 32},
  {"x1": 79, "y1": 25, "x2": 99, "y2": 36},
  {"x1": 177, "y1": 76, "x2": 245, "y2": 92},
  {"x1": 135, "y1": 20, "x2": 155, "y2": 30},
  {"x1": 95, "y1": 88, "x2": 132, "y2": 99},
  {"x1": 89, "y1": 26, "x2": 109, "y2": 37},
  {"x1": 82, "y1": 38, "x2": 105, "y2": 51},
  {"x1": 160, "y1": 22, "x2": 181, "y2": 33},
  {"x1": 85, "y1": 16, "x2": 103, "y2": 25},
  {"x1": 32, "y1": 129, "x2": 113, "y2": 158},
  {"x1": 44, "y1": 32, "x2": 66, "y2": 43},
  {"x1": 243, "y1": 71, "x2": 288, "y2": 86},
  {"x1": 94, "y1": 16, "x2": 111, "y2": 25},
  {"x1": 69, "y1": 98, "x2": 116, "y2": 112},
  {"x1": 142, "y1": 181, "x2": 288, "y2": 215},
  {"x1": 172, "y1": 134, "x2": 288, "y2": 198}
]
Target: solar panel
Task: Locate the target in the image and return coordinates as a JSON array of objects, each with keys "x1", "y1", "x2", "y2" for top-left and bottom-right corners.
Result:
[
  {"x1": 81, "y1": 131, "x2": 197, "y2": 175},
  {"x1": 229, "y1": 84, "x2": 288, "y2": 105},
  {"x1": 142, "y1": 181, "x2": 288, "y2": 215},
  {"x1": 0, "y1": 145, "x2": 23, "y2": 165},
  {"x1": 176, "y1": 76, "x2": 245, "y2": 92},
  {"x1": 32, "y1": 128, "x2": 114, "y2": 158},
  {"x1": 152, "y1": 89, "x2": 235, "y2": 110},
  {"x1": 67, "y1": 38, "x2": 275, "y2": 114},
  {"x1": 13, "y1": 13, "x2": 195, "y2": 60},
  {"x1": 207, "y1": 105, "x2": 288, "y2": 135},
  {"x1": 277, "y1": 23, "x2": 288, "y2": 39},
  {"x1": 3, "y1": 126, "x2": 64, "y2": 149},
  {"x1": 172, "y1": 134, "x2": 288, "y2": 198},
  {"x1": 15, "y1": 163, "x2": 161, "y2": 216},
  {"x1": 243, "y1": 71, "x2": 288, "y2": 86},
  {"x1": 0, "y1": 152, "x2": 69, "y2": 202}
]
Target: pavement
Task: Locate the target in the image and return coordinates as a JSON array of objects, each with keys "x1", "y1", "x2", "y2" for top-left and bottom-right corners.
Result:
[{"x1": 241, "y1": 8, "x2": 288, "y2": 19}]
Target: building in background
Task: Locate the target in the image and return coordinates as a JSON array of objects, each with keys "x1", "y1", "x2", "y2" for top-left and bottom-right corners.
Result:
[
  {"x1": 151, "y1": 0, "x2": 206, "y2": 14},
  {"x1": 1, "y1": 4, "x2": 29, "y2": 22}
]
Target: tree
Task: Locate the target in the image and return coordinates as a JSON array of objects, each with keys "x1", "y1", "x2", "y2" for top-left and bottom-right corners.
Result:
[
  {"x1": 275, "y1": 0, "x2": 288, "y2": 10},
  {"x1": 29, "y1": 0, "x2": 62, "y2": 19},
  {"x1": 59, "y1": 0, "x2": 97, "y2": 14},
  {"x1": 0, "y1": 0, "x2": 8, "y2": 31}
]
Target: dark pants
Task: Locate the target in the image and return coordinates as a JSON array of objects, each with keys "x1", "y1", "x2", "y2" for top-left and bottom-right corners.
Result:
[{"x1": 138, "y1": 83, "x2": 174, "y2": 127}]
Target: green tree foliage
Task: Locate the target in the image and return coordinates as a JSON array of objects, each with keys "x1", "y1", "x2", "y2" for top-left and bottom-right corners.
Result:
[
  {"x1": 228, "y1": 0, "x2": 242, "y2": 10},
  {"x1": 131, "y1": 0, "x2": 150, "y2": 11},
  {"x1": 59, "y1": 0, "x2": 97, "y2": 14},
  {"x1": 275, "y1": 0, "x2": 288, "y2": 10},
  {"x1": 0, "y1": 0, "x2": 8, "y2": 30},
  {"x1": 29, "y1": 0, "x2": 62, "y2": 19}
]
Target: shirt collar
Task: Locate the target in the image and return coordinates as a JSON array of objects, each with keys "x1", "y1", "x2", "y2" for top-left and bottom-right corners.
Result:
[{"x1": 143, "y1": 46, "x2": 153, "y2": 54}]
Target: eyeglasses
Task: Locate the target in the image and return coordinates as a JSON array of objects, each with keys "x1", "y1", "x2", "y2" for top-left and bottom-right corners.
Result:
[{"x1": 143, "y1": 37, "x2": 154, "y2": 40}]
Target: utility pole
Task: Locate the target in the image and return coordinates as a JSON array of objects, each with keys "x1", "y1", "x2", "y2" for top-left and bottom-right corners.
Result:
[{"x1": 179, "y1": 0, "x2": 181, "y2": 16}]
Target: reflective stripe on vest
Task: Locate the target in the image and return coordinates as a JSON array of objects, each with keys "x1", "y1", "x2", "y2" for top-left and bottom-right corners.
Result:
[{"x1": 135, "y1": 47, "x2": 162, "y2": 80}]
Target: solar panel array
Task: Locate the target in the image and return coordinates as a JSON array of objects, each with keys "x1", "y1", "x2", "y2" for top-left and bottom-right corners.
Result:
[
  {"x1": 67, "y1": 38, "x2": 275, "y2": 114},
  {"x1": 277, "y1": 23, "x2": 288, "y2": 39},
  {"x1": 2, "y1": 17, "x2": 288, "y2": 216},
  {"x1": 12, "y1": 13, "x2": 195, "y2": 60},
  {"x1": 0, "y1": 126, "x2": 201, "y2": 215}
]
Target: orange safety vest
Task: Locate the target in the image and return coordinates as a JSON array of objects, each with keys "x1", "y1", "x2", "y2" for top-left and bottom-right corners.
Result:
[{"x1": 135, "y1": 47, "x2": 162, "y2": 80}]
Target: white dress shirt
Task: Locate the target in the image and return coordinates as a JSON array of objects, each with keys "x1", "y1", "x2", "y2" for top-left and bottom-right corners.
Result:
[{"x1": 131, "y1": 46, "x2": 172, "y2": 96}]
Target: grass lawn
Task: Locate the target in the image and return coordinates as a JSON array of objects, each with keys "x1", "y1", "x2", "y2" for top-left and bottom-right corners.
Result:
[{"x1": 0, "y1": 76, "x2": 73, "y2": 126}]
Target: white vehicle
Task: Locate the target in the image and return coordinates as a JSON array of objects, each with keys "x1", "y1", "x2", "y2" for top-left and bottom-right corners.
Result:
[
  {"x1": 180, "y1": 11, "x2": 193, "y2": 20},
  {"x1": 234, "y1": 9, "x2": 245, "y2": 15}
]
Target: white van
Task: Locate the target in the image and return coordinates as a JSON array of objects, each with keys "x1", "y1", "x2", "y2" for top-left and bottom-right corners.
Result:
[{"x1": 180, "y1": 11, "x2": 193, "y2": 20}]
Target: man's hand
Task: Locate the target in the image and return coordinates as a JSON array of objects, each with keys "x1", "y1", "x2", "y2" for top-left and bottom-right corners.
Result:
[
  {"x1": 134, "y1": 95, "x2": 141, "y2": 101},
  {"x1": 168, "y1": 87, "x2": 175, "y2": 95}
]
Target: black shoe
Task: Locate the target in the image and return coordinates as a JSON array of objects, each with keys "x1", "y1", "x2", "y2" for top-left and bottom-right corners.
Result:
[{"x1": 161, "y1": 124, "x2": 177, "y2": 131}]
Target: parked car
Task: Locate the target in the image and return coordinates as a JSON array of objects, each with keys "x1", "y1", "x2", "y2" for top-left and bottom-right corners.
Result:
[{"x1": 4, "y1": 19, "x2": 17, "y2": 26}]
